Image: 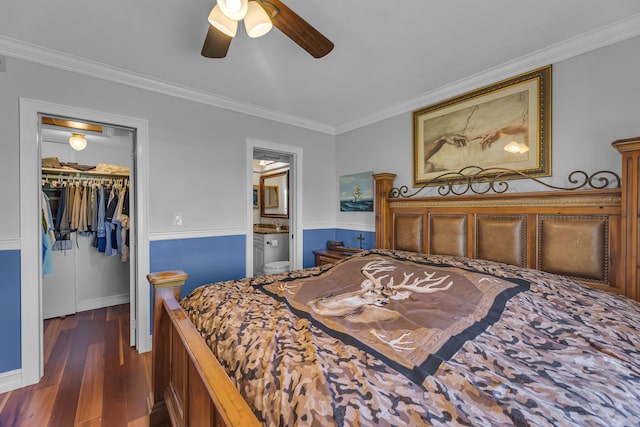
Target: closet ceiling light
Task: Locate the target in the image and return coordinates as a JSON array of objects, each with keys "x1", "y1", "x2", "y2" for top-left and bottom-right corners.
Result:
[{"x1": 69, "y1": 133, "x2": 88, "y2": 151}]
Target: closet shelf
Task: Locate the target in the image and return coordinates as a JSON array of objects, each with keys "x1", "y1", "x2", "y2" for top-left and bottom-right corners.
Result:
[{"x1": 42, "y1": 167, "x2": 129, "y2": 178}]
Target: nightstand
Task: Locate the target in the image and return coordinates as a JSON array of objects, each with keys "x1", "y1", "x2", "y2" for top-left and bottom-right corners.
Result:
[{"x1": 312, "y1": 249, "x2": 362, "y2": 266}]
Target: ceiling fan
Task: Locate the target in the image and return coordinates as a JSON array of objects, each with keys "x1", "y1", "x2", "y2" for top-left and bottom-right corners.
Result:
[{"x1": 202, "y1": 0, "x2": 334, "y2": 59}]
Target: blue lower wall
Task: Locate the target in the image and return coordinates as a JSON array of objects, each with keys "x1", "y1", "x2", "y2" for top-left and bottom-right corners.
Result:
[
  {"x1": 1, "y1": 228, "x2": 376, "y2": 375},
  {"x1": 302, "y1": 228, "x2": 336, "y2": 268},
  {"x1": 0, "y1": 250, "x2": 21, "y2": 373},
  {"x1": 336, "y1": 229, "x2": 375, "y2": 251},
  {"x1": 150, "y1": 235, "x2": 246, "y2": 297},
  {"x1": 149, "y1": 228, "x2": 375, "y2": 280}
]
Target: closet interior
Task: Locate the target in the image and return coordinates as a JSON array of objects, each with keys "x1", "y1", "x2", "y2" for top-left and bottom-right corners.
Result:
[{"x1": 40, "y1": 116, "x2": 134, "y2": 319}]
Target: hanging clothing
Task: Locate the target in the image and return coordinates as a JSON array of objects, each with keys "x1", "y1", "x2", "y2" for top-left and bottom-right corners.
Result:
[
  {"x1": 41, "y1": 191, "x2": 55, "y2": 275},
  {"x1": 70, "y1": 185, "x2": 81, "y2": 231},
  {"x1": 97, "y1": 186, "x2": 107, "y2": 252},
  {"x1": 41, "y1": 174, "x2": 130, "y2": 263},
  {"x1": 117, "y1": 187, "x2": 130, "y2": 262},
  {"x1": 55, "y1": 185, "x2": 66, "y2": 232},
  {"x1": 104, "y1": 188, "x2": 118, "y2": 257},
  {"x1": 78, "y1": 184, "x2": 88, "y2": 233}
]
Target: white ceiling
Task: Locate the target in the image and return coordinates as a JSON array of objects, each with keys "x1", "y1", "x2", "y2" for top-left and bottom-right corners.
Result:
[{"x1": 2, "y1": 1, "x2": 640, "y2": 134}]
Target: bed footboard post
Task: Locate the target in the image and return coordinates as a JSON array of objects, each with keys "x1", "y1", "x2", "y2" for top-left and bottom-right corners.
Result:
[
  {"x1": 147, "y1": 270, "x2": 189, "y2": 426},
  {"x1": 612, "y1": 137, "x2": 640, "y2": 301},
  {"x1": 373, "y1": 173, "x2": 397, "y2": 249}
]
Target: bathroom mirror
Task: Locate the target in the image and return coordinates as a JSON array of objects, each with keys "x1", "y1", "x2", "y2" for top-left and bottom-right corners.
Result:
[{"x1": 261, "y1": 170, "x2": 288, "y2": 218}]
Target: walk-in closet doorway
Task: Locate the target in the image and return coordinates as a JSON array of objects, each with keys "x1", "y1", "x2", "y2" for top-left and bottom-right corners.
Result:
[
  {"x1": 40, "y1": 116, "x2": 135, "y2": 327},
  {"x1": 19, "y1": 98, "x2": 150, "y2": 389}
]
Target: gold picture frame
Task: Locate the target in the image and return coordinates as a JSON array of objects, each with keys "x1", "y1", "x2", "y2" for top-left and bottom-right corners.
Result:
[{"x1": 413, "y1": 66, "x2": 551, "y2": 187}]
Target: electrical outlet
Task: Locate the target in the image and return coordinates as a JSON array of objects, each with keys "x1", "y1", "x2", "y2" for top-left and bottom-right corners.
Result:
[{"x1": 0, "y1": 56, "x2": 6, "y2": 72}]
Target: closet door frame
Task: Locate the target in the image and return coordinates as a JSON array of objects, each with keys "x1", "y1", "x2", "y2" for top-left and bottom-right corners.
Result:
[{"x1": 19, "y1": 98, "x2": 150, "y2": 388}]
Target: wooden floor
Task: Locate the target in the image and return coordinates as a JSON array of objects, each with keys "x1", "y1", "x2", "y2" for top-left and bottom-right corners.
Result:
[{"x1": 0, "y1": 304, "x2": 152, "y2": 427}]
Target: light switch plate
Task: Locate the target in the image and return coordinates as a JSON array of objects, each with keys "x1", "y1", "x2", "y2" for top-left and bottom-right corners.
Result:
[
  {"x1": 0, "y1": 56, "x2": 6, "y2": 72},
  {"x1": 173, "y1": 212, "x2": 183, "y2": 226}
]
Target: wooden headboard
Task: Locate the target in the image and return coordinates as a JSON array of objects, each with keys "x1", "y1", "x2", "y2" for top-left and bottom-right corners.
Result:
[{"x1": 374, "y1": 137, "x2": 640, "y2": 301}]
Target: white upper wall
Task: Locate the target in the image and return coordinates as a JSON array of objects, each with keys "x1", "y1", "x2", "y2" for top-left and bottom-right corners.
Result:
[
  {"x1": 1, "y1": 35, "x2": 638, "y2": 240},
  {"x1": 0, "y1": 58, "x2": 336, "y2": 241},
  {"x1": 335, "y1": 35, "x2": 640, "y2": 231}
]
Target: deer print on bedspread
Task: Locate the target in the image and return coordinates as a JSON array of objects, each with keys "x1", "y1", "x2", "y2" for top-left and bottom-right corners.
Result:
[{"x1": 261, "y1": 255, "x2": 529, "y2": 384}]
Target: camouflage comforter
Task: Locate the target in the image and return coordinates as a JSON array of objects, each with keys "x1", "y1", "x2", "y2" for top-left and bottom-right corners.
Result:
[{"x1": 180, "y1": 249, "x2": 640, "y2": 426}]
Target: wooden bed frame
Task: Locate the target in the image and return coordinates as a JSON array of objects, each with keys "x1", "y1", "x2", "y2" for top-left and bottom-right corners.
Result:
[{"x1": 147, "y1": 137, "x2": 640, "y2": 426}]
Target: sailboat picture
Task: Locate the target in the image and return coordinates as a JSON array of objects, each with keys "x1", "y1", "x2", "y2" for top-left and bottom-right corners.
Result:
[{"x1": 340, "y1": 171, "x2": 374, "y2": 212}]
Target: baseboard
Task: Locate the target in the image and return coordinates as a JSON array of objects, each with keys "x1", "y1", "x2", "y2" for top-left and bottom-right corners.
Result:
[
  {"x1": 0, "y1": 369, "x2": 22, "y2": 393},
  {"x1": 76, "y1": 293, "x2": 130, "y2": 312}
]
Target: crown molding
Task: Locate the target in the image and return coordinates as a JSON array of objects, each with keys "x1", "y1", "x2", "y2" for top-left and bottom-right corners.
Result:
[
  {"x1": 1, "y1": 13, "x2": 639, "y2": 137},
  {"x1": 335, "y1": 13, "x2": 640, "y2": 134},
  {"x1": 0, "y1": 35, "x2": 335, "y2": 135}
]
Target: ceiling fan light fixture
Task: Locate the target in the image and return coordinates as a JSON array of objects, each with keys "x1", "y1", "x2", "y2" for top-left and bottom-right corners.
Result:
[
  {"x1": 208, "y1": 5, "x2": 238, "y2": 37},
  {"x1": 245, "y1": 1, "x2": 272, "y2": 38},
  {"x1": 69, "y1": 133, "x2": 87, "y2": 151},
  {"x1": 217, "y1": 0, "x2": 248, "y2": 21}
]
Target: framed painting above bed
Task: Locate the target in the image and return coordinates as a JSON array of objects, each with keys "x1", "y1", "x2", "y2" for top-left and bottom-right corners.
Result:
[{"x1": 413, "y1": 66, "x2": 551, "y2": 186}]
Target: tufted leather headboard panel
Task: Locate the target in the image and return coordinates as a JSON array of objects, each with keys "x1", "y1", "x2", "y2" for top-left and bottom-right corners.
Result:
[
  {"x1": 476, "y1": 215, "x2": 527, "y2": 267},
  {"x1": 538, "y1": 215, "x2": 608, "y2": 284},
  {"x1": 393, "y1": 213, "x2": 424, "y2": 253},
  {"x1": 376, "y1": 187, "x2": 623, "y2": 294},
  {"x1": 429, "y1": 214, "x2": 467, "y2": 257}
]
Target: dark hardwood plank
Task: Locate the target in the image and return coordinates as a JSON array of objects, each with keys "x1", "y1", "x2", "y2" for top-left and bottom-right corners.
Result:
[
  {"x1": 75, "y1": 342, "x2": 104, "y2": 424},
  {"x1": 48, "y1": 365, "x2": 84, "y2": 426},
  {"x1": 101, "y1": 319, "x2": 128, "y2": 426},
  {"x1": 23, "y1": 384, "x2": 58, "y2": 426},
  {"x1": 0, "y1": 386, "x2": 35, "y2": 426},
  {"x1": 43, "y1": 318, "x2": 63, "y2": 364},
  {"x1": 123, "y1": 333, "x2": 150, "y2": 422},
  {"x1": 0, "y1": 304, "x2": 152, "y2": 427},
  {"x1": 38, "y1": 329, "x2": 72, "y2": 388}
]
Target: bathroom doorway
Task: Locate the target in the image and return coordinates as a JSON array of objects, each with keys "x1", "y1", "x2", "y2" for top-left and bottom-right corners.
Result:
[{"x1": 246, "y1": 139, "x2": 303, "y2": 277}]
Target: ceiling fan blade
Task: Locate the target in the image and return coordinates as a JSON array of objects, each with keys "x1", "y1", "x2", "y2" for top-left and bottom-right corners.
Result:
[
  {"x1": 262, "y1": 0, "x2": 334, "y2": 58},
  {"x1": 201, "y1": 25, "x2": 233, "y2": 58}
]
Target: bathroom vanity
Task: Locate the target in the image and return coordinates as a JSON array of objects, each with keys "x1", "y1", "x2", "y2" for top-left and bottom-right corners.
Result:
[{"x1": 253, "y1": 225, "x2": 289, "y2": 276}]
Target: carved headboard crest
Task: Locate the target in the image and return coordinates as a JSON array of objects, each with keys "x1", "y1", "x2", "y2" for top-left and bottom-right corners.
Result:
[{"x1": 390, "y1": 166, "x2": 621, "y2": 198}]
